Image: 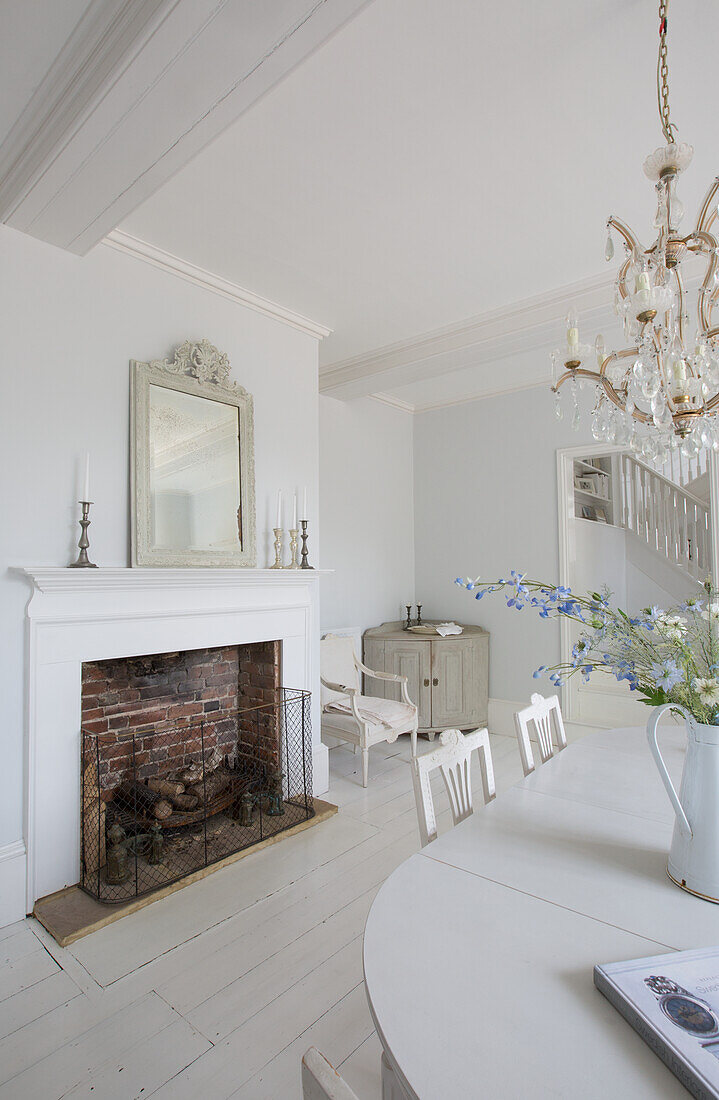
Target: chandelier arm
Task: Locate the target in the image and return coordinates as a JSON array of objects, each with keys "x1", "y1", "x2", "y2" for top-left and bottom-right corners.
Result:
[
  {"x1": 695, "y1": 178, "x2": 719, "y2": 236},
  {"x1": 686, "y1": 230, "x2": 719, "y2": 333},
  {"x1": 608, "y1": 216, "x2": 642, "y2": 260},
  {"x1": 673, "y1": 266, "x2": 685, "y2": 343}
]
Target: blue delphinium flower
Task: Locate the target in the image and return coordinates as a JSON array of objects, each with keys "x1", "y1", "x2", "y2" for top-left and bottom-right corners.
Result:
[{"x1": 651, "y1": 659, "x2": 684, "y2": 692}]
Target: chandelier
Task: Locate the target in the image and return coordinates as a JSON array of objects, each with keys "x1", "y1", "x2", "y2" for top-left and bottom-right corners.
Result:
[{"x1": 552, "y1": 0, "x2": 719, "y2": 461}]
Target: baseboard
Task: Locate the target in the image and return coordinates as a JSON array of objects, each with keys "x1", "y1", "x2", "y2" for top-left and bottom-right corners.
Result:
[
  {"x1": 0, "y1": 840, "x2": 27, "y2": 929},
  {"x1": 313, "y1": 740, "x2": 330, "y2": 795}
]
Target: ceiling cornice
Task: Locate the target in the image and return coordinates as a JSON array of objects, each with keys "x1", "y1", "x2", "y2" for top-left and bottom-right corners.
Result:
[
  {"x1": 0, "y1": 0, "x2": 373, "y2": 254},
  {"x1": 319, "y1": 270, "x2": 617, "y2": 400},
  {"x1": 103, "y1": 229, "x2": 332, "y2": 339}
]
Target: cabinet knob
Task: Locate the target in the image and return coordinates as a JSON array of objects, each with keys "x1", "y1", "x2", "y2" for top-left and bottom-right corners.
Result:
[
  {"x1": 433, "y1": 677, "x2": 439, "y2": 686},
  {"x1": 423, "y1": 678, "x2": 430, "y2": 687}
]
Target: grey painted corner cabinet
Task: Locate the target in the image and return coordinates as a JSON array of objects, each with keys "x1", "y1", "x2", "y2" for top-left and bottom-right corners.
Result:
[{"x1": 363, "y1": 622, "x2": 489, "y2": 738}]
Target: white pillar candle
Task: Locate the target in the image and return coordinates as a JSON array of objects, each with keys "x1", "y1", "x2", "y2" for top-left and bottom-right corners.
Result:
[
  {"x1": 292, "y1": 492, "x2": 297, "y2": 529},
  {"x1": 276, "y1": 490, "x2": 282, "y2": 529},
  {"x1": 302, "y1": 486, "x2": 307, "y2": 520},
  {"x1": 82, "y1": 452, "x2": 90, "y2": 501}
]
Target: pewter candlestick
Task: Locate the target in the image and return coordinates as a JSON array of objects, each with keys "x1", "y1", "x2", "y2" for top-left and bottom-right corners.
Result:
[
  {"x1": 69, "y1": 501, "x2": 98, "y2": 568},
  {"x1": 300, "y1": 519, "x2": 313, "y2": 569},
  {"x1": 416, "y1": 604, "x2": 422, "y2": 626},
  {"x1": 404, "y1": 605, "x2": 413, "y2": 630},
  {"x1": 269, "y1": 527, "x2": 284, "y2": 569},
  {"x1": 286, "y1": 528, "x2": 300, "y2": 569}
]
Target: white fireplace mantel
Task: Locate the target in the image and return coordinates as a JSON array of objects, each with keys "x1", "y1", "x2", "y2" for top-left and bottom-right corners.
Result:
[{"x1": 17, "y1": 566, "x2": 330, "y2": 910}]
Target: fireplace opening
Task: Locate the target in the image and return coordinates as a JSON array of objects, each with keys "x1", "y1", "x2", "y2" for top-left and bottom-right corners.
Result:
[{"x1": 79, "y1": 644, "x2": 313, "y2": 903}]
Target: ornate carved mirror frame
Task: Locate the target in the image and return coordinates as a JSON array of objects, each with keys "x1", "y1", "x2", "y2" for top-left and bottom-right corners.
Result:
[{"x1": 131, "y1": 339, "x2": 256, "y2": 567}]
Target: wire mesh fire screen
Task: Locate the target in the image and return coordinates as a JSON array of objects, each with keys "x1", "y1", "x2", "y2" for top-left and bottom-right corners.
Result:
[{"x1": 81, "y1": 688, "x2": 313, "y2": 903}]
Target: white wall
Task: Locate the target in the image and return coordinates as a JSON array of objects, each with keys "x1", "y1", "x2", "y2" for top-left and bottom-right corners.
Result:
[
  {"x1": 0, "y1": 225, "x2": 320, "y2": 920},
  {"x1": 413, "y1": 377, "x2": 599, "y2": 704},
  {"x1": 319, "y1": 396, "x2": 414, "y2": 636}
]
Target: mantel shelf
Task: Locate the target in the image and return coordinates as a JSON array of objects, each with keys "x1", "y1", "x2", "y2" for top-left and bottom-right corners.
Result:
[{"x1": 14, "y1": 566, "x2": 332, "y2": 594}]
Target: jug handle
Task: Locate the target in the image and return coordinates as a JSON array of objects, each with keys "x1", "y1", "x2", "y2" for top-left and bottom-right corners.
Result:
[{"x1": 646, "y1": 704, "x2": 692, "y2": 838}]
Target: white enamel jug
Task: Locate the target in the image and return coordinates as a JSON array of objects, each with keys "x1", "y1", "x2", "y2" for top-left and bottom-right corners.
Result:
[{"x1": 647, "y1": 704, "x2": 719, "y2": 903}]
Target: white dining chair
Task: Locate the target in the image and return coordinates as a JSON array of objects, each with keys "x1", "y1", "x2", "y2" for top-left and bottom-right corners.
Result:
[
  {"x1": 411, "y1": 727, "x2": 495, "y2": 847},
  {"x1": 513, "y1": 691, "x2": 567, "y2": 776},
  {"x1": 320, "y1": 634, "x2": 418, "y2": 787},
  {"x1": 302, "y1": 1047, "x2": 359, "y2": 1100}
]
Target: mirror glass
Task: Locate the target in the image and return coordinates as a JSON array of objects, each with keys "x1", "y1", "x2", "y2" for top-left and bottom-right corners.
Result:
[{"x1": 148, "y1": 384, "x2": 242, "y2": 552}]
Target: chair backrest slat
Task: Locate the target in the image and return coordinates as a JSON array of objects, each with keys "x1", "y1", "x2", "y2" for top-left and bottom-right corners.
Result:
[
  {"x1": 513, "y1": 692, "x2": 567, "y2": 777},
  {"x1": 302, "y1": 1047, "x2": 360, "y2": 1100},
  {"x1": 411, "y1": 728, "x2": 495, "y2": 847}
]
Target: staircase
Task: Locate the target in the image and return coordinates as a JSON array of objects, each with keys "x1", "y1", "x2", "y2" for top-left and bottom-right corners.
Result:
[{"x1": 620, "y1": 453, "x2": 711, "y2": 582}]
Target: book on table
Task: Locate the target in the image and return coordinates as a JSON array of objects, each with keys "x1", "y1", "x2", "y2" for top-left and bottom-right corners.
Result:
[{"x1": 595, "y1": 946, "x2": 719, "y2": 1099}]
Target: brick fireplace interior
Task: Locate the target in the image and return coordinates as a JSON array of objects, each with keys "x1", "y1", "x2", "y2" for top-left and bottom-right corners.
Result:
[{"x1": 79, "y1": 641, "x2": 313, "y2": 903}]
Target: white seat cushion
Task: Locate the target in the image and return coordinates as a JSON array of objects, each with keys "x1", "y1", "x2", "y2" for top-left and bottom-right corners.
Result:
[{"x1": 322, "y1": 695, "x2": 416, "y2": 744}]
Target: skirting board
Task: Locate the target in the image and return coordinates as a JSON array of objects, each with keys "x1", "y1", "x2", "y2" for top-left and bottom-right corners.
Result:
[{"x1": 0, "y1": 840, "x2": 27, "y2": 929}]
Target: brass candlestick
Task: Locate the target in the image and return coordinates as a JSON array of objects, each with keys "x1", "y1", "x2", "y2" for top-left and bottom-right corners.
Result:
[
  {"x1": 69, "y1": 501, "x2": 98, "y2": 568},
  {"x1": 300, "y1": 519, "x2": 314, "y2": 569},
  {"x1": 270, "y1": 527, "x2": 284, "y2": 569},
  {"x1": 286, "y1": 528, "x2": 300, "y2": 569}
]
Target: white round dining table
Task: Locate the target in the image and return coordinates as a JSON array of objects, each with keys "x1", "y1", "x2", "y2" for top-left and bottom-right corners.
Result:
[{"x1": 362, "y1": 725, "x2": 719, "y2": 1099}]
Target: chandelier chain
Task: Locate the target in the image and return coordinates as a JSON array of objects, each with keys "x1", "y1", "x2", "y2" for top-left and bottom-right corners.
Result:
[{"x1": 657, "y1": 0, "x2": 676, "y2": 144}]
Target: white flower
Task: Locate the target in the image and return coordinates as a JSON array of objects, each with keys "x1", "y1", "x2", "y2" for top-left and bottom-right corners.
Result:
[
  {"x1": 701, "y1": 603, "x2": 719, "y2": 624},
  {"x1": 692, "y1": 677, "x2": 719, "y2": 706},
  {"x1": 655, "y1": 613, "x2": 688, "y2": 642}
]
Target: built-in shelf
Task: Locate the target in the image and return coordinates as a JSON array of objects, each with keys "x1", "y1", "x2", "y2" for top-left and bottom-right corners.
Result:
[{"x1": 572, "y1": 455, "x2": 614, "y2": 524}]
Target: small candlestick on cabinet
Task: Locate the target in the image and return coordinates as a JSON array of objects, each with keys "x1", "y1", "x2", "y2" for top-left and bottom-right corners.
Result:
[
  {"x1": 405, "y1": 605, "x2": 413, "y2": 630},
  {"x1": 416, "y1": 604, "x2": 422, "y2": 627}
]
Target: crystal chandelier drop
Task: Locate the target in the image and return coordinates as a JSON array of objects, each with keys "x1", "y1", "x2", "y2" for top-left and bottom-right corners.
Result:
[{"x1": 552, "y1": 0, "x2": 719, "y2": 461}]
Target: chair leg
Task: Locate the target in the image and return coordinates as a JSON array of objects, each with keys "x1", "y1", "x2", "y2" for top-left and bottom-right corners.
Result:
[
  {"x1": 362, "y1": 747, "x2": 369, "y2": 787},
  {"x1": 410, "y1": 724, "x2": 418, "y2": 757},
  {"x1": 354, "y1": 744, "x2": 358, "y2": 754},
  {"x1": 381, "y1": 1050, "x2": 409, "y2": 1099}
]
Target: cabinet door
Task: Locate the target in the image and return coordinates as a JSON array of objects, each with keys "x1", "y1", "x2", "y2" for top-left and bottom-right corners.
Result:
[
  {"x1": 363, "y1": 638, "x2": 385, "y2": 698},
  {"x1": 385, "y1": 640, "x2": 431, "y2": 728},
  {"x1": 431, "y1": 636, "x2": 487, "y2": 729}
]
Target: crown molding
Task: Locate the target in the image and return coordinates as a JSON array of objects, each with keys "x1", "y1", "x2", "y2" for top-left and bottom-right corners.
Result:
[
  {"x1": 318, "y1": 270, "x2": 617, "y2": 400},
  {"x1": 410, "y1": 376, "x2": 551, "y2": 415},
  {"x1": 369, "y1": 392, "x2": 416, "y2": 414},
  {"x1": 103, "y1": 229, "x2": 332, "y2": 339}
]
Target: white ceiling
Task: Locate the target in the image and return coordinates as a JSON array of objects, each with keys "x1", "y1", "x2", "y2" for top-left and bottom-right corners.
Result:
[
  {"x1": 119, "y1": 0, "x2": 719, "y2": 407},
  {"x1": 4, "y1": 1, "x2": 718, "y2": 410}
]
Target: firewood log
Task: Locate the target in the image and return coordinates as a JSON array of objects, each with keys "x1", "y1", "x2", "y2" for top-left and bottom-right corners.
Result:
[
  {"x1": 82, "y1": 761, "x2": 106, "y2": 873},
  {"x1": 147, "y1": 778, "x2": 185, "y2": 799},
  {"x1": 119, "y1": 780, "x2": 172, "y2": 821},
  {"x1": 170, "y1": 792, "x2": 199, "y2": 811},
  {"x1": 187, "y1": 771, "x2": 230, "y2": 804}
]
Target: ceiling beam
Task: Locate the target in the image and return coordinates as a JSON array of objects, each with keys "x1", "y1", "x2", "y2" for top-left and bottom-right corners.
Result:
[
  {"x1": 318, "y1": 271, "x2": 621, "y2": 400},
  {"x1": 0, "y1": 0, "x2": 372, "y2": 254}
]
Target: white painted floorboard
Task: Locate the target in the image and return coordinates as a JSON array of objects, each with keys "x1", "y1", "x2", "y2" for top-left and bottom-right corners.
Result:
[{"x1": 1, "y1": 733, "x2": 523, "y2": 1099}]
